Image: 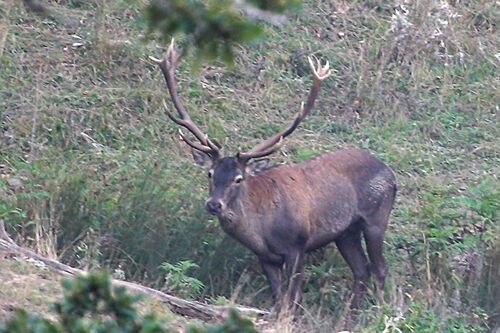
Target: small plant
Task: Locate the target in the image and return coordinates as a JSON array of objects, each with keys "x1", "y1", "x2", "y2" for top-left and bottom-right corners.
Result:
[
  {"x1": 206, "y1": 295, "x2": 230, "y2": 306},
  {"x1": 160, "y1": 260, "x2": 205, "y2": 299},
  {"x1": 463, "y1": 177, "x2": 499, "y2": 223},
  {"x1": 364, "y1": 300, "x2": 489, "y2": 333}
]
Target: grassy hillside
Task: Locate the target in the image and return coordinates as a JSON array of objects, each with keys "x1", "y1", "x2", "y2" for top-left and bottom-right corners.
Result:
[{"x1": 1, "y1": 0, "x2": 499, "y2": 332}]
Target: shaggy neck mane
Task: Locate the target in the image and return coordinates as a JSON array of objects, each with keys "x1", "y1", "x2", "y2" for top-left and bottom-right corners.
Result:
[{"x1": 242, "y1": 168, "x2": 285, "y2": 213}]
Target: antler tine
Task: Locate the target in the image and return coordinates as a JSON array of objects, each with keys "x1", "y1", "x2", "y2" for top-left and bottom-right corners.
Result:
[
  {"x1": 151, "y1": 39, "x2": 220, "y2": 159},
  {"x1": 238, "y1": 56, "x2": 331, "y2": 162},
  {"x1": 178, "y1": 130, "x2": 215, "y2": 153},
  {"x1": 308, "y1": 55, "x2": 331, "y2": 80},
  {"x1": 237, "y1": 137, "x2": 284, "y2": 161}
]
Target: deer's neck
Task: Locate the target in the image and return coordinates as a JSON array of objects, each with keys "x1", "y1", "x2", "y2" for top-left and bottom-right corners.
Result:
[{"x1": 217, "y1": 177, "x2": 275, "y2": 254}]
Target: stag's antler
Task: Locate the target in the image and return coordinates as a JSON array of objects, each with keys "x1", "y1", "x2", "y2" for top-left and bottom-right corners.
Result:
[
  {"x1": 237, "y1": 56, "x2": 331, "y2": 162},
  {"x1": 150, "y1": 39, "x2": 220, "y2": 159}
]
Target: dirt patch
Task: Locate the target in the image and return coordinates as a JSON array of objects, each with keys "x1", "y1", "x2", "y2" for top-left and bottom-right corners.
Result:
[{"x1": 0, "y1": 254, "x2": 62, "y2": 322}]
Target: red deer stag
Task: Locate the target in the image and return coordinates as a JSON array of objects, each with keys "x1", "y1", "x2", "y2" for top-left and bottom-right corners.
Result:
[{"x1": 151, "y1": 40, "x2": 397, "y2": 313}]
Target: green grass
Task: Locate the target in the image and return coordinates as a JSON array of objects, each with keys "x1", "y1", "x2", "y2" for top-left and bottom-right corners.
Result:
[{"x1": 1, "y1": 0, "x2": 499, "y2": 331}]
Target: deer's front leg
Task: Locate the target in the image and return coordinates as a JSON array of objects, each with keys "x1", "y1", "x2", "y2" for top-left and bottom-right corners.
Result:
[
  {"x1": 260, "y1": 259, "x2": 283, "y2": 312},
  {"x1": 284, "y1": 250, "x2": 305, "y2": 315}
]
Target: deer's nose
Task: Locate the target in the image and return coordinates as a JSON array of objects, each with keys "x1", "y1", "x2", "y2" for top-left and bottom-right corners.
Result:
[{"x1": 206, "y1": 200, "x2": 223, "y2": 215}]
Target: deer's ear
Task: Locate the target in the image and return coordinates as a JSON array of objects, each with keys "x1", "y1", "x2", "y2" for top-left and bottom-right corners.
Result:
[
  {"x1": 191, "y1": 149, "x2": 213, "y2": 170},
  {"x1": 246, "y1": 159, "x2": 270, "y2": 175}
]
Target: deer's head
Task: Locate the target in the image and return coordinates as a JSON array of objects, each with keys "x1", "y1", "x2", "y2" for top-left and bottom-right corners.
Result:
[{"x1": 151, "y1": 40, "x2": 331, "y2": 217}]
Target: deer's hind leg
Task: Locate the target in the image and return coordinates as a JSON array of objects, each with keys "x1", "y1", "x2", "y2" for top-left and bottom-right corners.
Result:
[
  {"x1": 335, "y1": 225, "x2": 370, "y2": 309},
  {"x1": 363, "y1": 223, "x2": 387, "y2": 303},
  {"x1": 362, "y1": 190, "x2": 395, "y2": 303}
]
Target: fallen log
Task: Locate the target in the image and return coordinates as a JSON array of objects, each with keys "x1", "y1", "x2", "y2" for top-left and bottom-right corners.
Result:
[{"x1": 0, "y1": 219, "x2": 269, "y2": 321}]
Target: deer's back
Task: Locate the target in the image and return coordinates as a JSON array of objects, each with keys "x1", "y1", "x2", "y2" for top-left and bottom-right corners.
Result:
[{"x1": 247, "y1": 148, "x2": 396, "y2": 253}]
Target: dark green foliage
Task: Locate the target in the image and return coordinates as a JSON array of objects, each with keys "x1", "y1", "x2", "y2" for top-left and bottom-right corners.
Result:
[
  {"x1": 247, "y1": 0, "x2": 300, "y2": 12},
  {"x1": 0, "y1": 310, "x2": 59, "y2": 333},
  {"x1": 53, "y1": 272, "x2": 153, "y2": 332},
  {"x1": 145, "y1": 0, "x2": 264, "y2": 64},
  {"x1": 0, "y1": 272, "x2": 259, "y2": 333}
]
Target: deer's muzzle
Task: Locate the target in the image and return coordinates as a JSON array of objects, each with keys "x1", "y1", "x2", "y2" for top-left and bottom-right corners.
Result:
[{"x1": 206, "y1": 199, "x2": 224, "y2": 215}]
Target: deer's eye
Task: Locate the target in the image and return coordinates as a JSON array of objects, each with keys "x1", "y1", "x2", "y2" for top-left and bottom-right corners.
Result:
[
  {"x1": 234, "y1": 175, "x2": 244, "y2": 184},
  {"x1": 208, "y1": 170, "x2": 214, "y2": 178}
]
